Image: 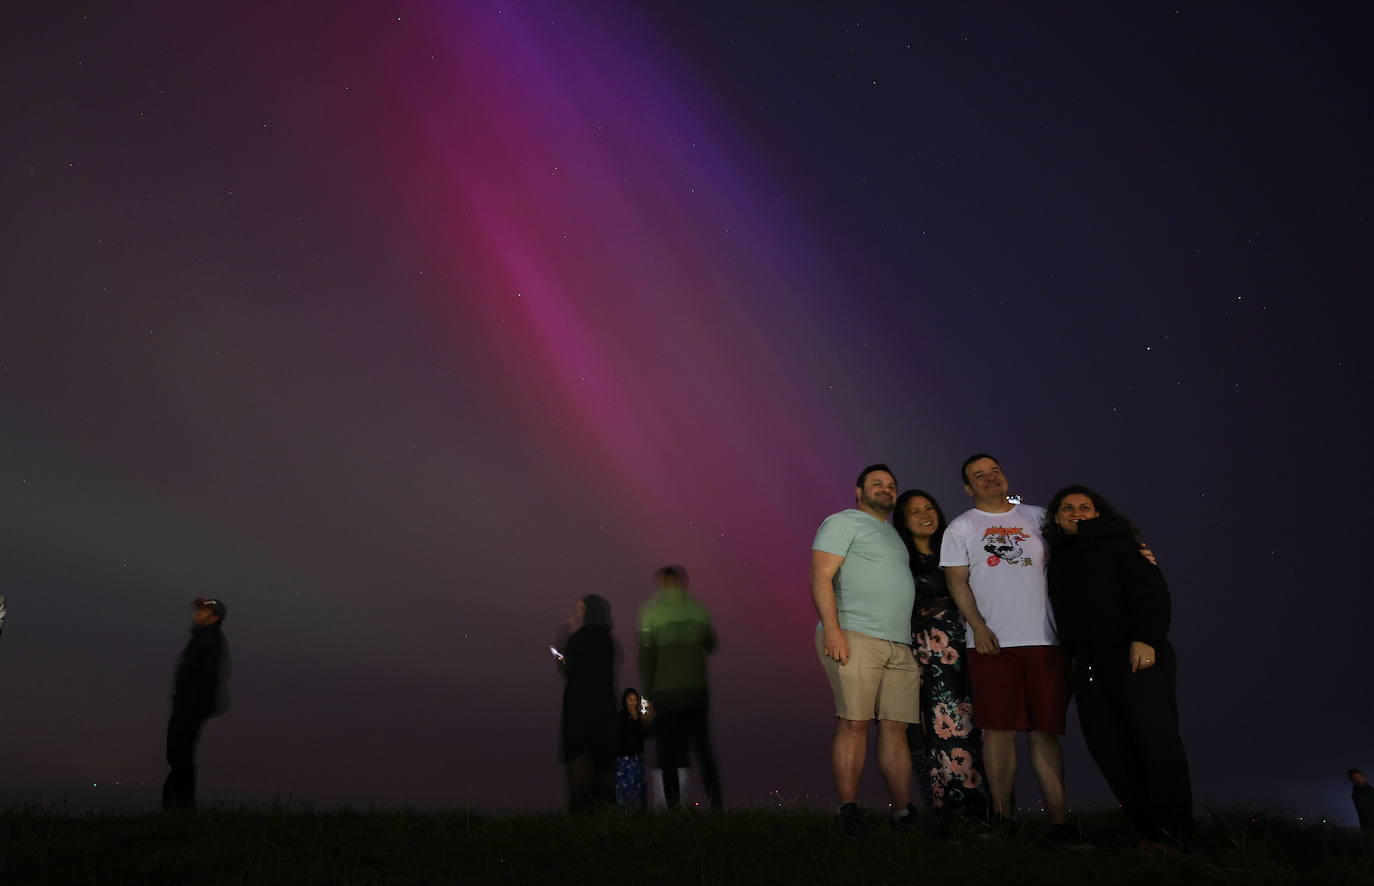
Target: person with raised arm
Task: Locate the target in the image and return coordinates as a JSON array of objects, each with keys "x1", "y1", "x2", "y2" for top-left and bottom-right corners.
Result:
[{"x1": 940, "y1": 454, "x2": 1078, "y2": 844}]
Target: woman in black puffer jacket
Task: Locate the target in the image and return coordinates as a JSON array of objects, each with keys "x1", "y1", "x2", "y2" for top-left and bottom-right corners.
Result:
[{"x1": 1045, "y1": 486, "x2": 1193, "y2": 850}]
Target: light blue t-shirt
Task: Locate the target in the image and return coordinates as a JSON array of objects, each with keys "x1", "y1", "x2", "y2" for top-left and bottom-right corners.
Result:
[{"x1": 812, "y1": 509, "x2": 915, "y2": 644}]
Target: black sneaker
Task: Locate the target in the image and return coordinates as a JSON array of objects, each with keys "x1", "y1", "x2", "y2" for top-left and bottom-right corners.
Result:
[
  {"x1": 837, "y1": 802, "x2": 866, "y2": 837},
  {"x1": 890, "y1": 803, "x2": 920, "y2": 832},
  {"x1": 985, "y1": 813, "x2": 1016, "y2": 839},
  {"x1": 1044, "y1": 822, "x2": 1093, "y2": 850}
]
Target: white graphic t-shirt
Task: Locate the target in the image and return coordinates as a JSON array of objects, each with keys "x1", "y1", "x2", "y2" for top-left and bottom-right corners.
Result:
[{"x1": 939, "y1": 503, "x2": 1057, "y2": 648}]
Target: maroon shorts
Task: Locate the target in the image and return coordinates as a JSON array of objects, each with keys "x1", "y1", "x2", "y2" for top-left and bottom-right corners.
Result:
[{"x1": 966, "y1": 645, "x2": 1070, "y2": 734}]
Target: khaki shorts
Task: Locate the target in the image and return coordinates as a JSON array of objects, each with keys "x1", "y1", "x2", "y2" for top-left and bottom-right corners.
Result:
[{"x1": 816, "y1": 629, "x2": 920, "y2": 723}]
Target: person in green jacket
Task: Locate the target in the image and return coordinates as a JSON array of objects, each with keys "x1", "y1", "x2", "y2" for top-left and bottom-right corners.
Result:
[{"x1": 638, "y1": 565, "x2": 721, "y2": 808}]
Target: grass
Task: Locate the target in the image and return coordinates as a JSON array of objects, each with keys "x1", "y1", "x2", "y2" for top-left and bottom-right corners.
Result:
[{"x1": 1, "y1": 805, "x2": 1370, "y2": 885}]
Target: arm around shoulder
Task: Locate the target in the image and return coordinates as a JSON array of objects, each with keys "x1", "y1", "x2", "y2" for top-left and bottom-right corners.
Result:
[{"x1": 1120, "y1": 542, "x2": 1171, "y2": 648}]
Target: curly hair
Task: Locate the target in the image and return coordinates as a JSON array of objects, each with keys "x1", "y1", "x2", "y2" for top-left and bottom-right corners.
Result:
[{"x1": 1042, "y1": 485, "x2": 1139, "y2": 546}]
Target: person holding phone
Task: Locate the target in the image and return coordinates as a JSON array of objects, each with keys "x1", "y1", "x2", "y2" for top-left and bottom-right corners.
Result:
[
  {"x1": 556, "y1": 594, "x2": 620, "y2": 811},
  {"x1": 941, "y1": 454, "x2": 1080, "y2": 843}
]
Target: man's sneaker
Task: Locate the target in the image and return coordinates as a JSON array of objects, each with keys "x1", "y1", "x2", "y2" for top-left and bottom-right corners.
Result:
[
  {"x1": 890, "y1": 803, "x2": 920, "y2": 832},
  {"x1": 837, "y1": 802, "x2": 866, "y2": 837},
  {"x1": 1044, "y1": 822, "x2": 1093, "y2": 850}
]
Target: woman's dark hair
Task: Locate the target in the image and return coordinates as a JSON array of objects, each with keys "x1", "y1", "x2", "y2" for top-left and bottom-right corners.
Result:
[
  {"x1": 1042, "y1": 485, "x2": 1136, "y2": 546},
  {"x1": 894, "y1": 489, "x2": 948, "y2": 560},
  {"x1": 622, "y1": 687, "x2": 641, "y2": 709},
  {"x1": 580, "y1": 593, "x2": 613, "y2": 629}
]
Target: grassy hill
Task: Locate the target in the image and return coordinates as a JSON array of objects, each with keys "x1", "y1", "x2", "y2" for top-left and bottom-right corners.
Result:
[{"x1": 1, "y1": 805, "x2": 1369, "y2": 885}]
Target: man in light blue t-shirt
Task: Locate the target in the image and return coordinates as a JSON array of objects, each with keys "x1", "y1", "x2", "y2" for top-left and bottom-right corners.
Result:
[{"x1": 811, "y1": 463, "x2": 920, "y2": 835}]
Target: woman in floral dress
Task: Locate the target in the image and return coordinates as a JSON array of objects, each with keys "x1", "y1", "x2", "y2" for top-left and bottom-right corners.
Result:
[{"x1": 895, "y1": 489, "x2": 989, "y2": 822}]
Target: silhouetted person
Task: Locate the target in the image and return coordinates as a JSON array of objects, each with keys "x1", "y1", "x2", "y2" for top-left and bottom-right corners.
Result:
[
  {"x1": 162, "y1": 596, "x2": 230, "y2": 811},
  {"x1": 639, "y1": 565, "x2": 721, "y2": 809},
  {"x1": 557, "y1": 594, "x2": 619, "y2": 811},
  {"x1": 1350, "y1": 770, "x2": 1374, "y2": 832}
]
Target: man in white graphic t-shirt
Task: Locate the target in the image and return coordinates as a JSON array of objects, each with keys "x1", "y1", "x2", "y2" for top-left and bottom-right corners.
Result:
[{"x1": 941, "y1": 454, "x2": 1075, "y2": 841}]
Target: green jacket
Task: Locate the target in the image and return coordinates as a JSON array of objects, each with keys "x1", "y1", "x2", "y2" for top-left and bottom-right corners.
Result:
[{"x1": 638, "y1": 588, "x2": 717, "y2": 710}]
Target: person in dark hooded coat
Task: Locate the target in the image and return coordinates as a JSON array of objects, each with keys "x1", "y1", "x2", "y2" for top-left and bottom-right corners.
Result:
[
  {"x1": 556, "y1": 593, "x2": 619, "y2": 811},
  {"x1": 1045, "y1": 486, "x2": 1192, "y2": 850}
]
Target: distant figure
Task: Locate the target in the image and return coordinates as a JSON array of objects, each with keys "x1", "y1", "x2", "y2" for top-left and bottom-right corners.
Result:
[
  {"x1": 894, "y1": 489, "x2": 988, "y2": 825},
  {"x1": 1045, "y1": 486, "x2": 1193, "y2": 850},
  {"x1": 615, "y1": 687, "x2": 654, "y2": 808},
  {"x1": 1350, "y1": 770, "x2": 1374, "y2": 832},
  {"x1": 638, "y1": 565, "x2": 722, "y2": 809},
  {"x1": 162, "y1": 596, "x2": 230, "y2": 811},
  {"x1": 811, "y1": 464, "x2": 919, "y2": 835},
  {"x1": 557, "y1": 594, "x2": 619, "y2": 812},
  {"x1": 941, "y1": 454, "x2": 1079, "y2": 843}
]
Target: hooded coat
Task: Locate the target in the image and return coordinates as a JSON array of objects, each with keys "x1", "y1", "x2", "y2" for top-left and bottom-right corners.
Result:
[{"x1": 1046, "y1": 514, "x2": 1170, "y2": 661}]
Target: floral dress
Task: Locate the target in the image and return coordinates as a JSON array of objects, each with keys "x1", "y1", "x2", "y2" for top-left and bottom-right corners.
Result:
[
  {"x1": 911, "y1": 552, "x2": 987, "y2": 813},
  {"x1": 614, "y1": 711, "x2": 650, "y2": 808},
  {"x1": 614, "y1": 754, "x2": 646, "y2": 807}
]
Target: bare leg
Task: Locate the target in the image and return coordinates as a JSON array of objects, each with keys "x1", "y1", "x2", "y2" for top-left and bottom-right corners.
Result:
[
  {"x1": 1028, "y1": 730, "x2": 1067, "y2": 824},
  {"x1": 833, "y1": 718, "x2": 871, "y2": 804},
  {"x1": 982, "y1": 729, "x2": 1016, "y2": 817},
  {"x1": 876, "y1": 720, "x2": 912, "y2": 809}
]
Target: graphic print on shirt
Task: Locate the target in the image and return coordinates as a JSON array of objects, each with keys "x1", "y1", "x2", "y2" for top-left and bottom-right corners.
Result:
[{"x1": 981, "y1": 525, "x2": 1034, "y2": 567}]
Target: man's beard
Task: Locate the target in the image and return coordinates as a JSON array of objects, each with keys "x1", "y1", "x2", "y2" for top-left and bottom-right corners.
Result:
[{"x1": 863, "y1": 493, "x2": 895, "y2": 515}]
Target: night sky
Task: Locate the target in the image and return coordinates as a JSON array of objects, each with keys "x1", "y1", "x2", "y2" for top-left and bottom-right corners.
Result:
[{"x1": 2, "y1": 1, "x2": 1369, "y2": 822}]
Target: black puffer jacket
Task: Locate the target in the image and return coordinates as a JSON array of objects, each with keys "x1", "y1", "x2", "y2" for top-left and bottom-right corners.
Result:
[{"x1": 1047, "y1": 515, "x2": 1170, "y2": 659}]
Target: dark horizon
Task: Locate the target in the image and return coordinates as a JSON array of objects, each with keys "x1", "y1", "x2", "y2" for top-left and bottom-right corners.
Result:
[{"x1": 1, "y1": 1, "x2": 1369, "y2": 824}]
